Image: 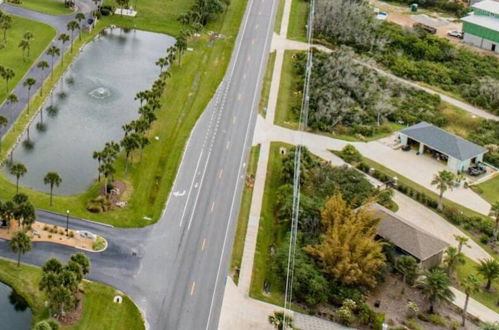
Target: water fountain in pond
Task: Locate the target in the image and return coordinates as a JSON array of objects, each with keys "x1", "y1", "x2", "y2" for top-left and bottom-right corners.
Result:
[{"x1": 89, "y1": 87, "x2": 112, "y2": 99}]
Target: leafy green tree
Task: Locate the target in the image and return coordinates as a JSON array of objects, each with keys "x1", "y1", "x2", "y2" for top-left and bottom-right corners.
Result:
[
  {"x1": 268, "y1": 311, "x2": 293, "y2": 330},
  {"x1": 23, "y1": 77, "x2": 37, "y2": 114},
  {"x1": 43, "y1": 172, "x2": 62, "y2": 207},
  {"x1": 431, "y1": 170, "x2": 456, "y2": 210},
  {"x1": 9, "y1": 231, "x2": 31, "y2": 266},
  {"x1": 460, "y1": 274, "x2": 480, "y2": 326},
  {"x1": 443, "y1": 246, "x2": 465, "y2": 277},
  {"x1": 395, "y1": 255, "x2": 418, "y2": 285},
  {"x1": 70, "y1": 253, "x2": 90, "y2": 275},
  {"x1": 9, "y1": 162, "x2": 27, "y2": 194},
  {"x1": 476, "y1": 258, "x2": 499, "y2": 291},
  {"x1": 417, "y1": 268, "x2": 455, "y2": 314}
]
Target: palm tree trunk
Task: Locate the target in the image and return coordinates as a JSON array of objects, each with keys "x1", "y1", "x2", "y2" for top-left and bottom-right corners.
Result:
[
  {"x1": 17, "y1": 251, "x2": 21, "y2": 267},
  {"x1": 50, "y1": 185, "x2": 54, "y2": 206},
  {"x1": 462, "y1": 294, "x2": 469, "y2": 326},
  {"x1": 16, "y1": 178, "x2": 19, "y2": 194},
  {"x1": 486, "y1": 279, "x2": 491, "y2": 291},
  {"x1": 494, "y1": 218, "x2": 498, "y2": 242},
  {"x1": 438, "y1": 191, "x2": 444, "y2": 210}
]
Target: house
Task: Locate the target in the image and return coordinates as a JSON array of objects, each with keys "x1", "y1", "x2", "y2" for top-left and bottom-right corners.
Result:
[
  {"x1": 461, "y1": 0, "x2": 499, "y2": 53},
  {"x1": 399, "y1": 122, "x2": 487, "y2": 173},
  {"x1": 368, "y1": 204, "x2": 449, "y2": 269}
]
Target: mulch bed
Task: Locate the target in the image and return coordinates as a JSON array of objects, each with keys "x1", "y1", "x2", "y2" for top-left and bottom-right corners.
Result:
[{"x1": 58, "y1": 291, "x2": 83, "y2": 326}]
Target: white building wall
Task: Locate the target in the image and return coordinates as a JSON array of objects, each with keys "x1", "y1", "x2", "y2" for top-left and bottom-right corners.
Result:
[
  {"x1": 463, "y1": 33, "x2": 499, "y2": 53},
  {"x1": 447, "y1": 157, "x2": 460, "y2": 173}
]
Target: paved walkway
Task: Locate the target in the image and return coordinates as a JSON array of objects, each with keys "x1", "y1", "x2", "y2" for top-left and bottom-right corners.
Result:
[
  {"x1": 0, "y1": 0, "x2": 96, "y2": 143},
  {"x1": 451, "y1": 287, "x2": 499, "y2": 324}
]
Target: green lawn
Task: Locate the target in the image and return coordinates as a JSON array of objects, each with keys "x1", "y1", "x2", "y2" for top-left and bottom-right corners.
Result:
[
  {"x1": 0, "y1": 0, "x2": 249, "y2": 227},
  {"x1": 230, "y1": 145, "x2": 260, "y2": 284},
  {"x1": 274, "y1": 0, "x2": 286, "y2": 34},
  {"x1": 0, "y1": 15, "x2": 56, "y2": 105},
  {"x1": 258, "y1": 51, "x2": 276, "y2": 117},
  {"x1": 249, "y1": 142, "x2": 289, "y2": 306},
  {"x1": 455, "y1": 256, "x2": 499, "y2": 314},
  {"x1": 287, "y1": 0, "x2": 308, "y2": 41},
  {"x1": 14, "y1": 0, "x2": 73, "y2": 15},
  {"x1": 0, "y1": 258, "x2": 144, "y2": 329},
  {"x1": 473, "y1": 175, "x2": 499, "y2": 205}
]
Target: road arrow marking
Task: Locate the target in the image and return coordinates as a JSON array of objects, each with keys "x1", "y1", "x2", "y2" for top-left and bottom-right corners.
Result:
[
  {"x1": 173, "y1": 190, "x2": 186, "y2": 197},
  {"x1": 190, "y1": 282, "x2": 196, "y2": 296}
]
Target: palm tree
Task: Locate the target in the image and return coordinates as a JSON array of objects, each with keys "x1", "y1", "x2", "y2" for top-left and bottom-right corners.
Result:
[
  {"x1": 395, "y1": 255, "x2": 418, "y2": 286},
  {"x1": 46, "y1": 46, "x2": 61, "y2": 80},
  {"x1": 99, "y1": 162, "x2": 115, "y2": 195},
  {"x1": 155, "y1": 57, "x2": 168, "y2": 73},
  {"x1": 43, "y1": 172, "x2": 62, "y2": 207},
  {"x1": 0, "y1": 115, "x2": 7, "y2": 151},
  {"x1": 57, "y1": 34, "x2": 70, "y2": 65},
  {"x1": 120, "y1": 133, "x2": 140, "y2": 174},
  {"x1": 18, "y1": 39, "x2": 29, "y2": 61},
  {"x1": 460, "y1": 274, "x2": 480, "y2": 326},
  {"x1": 66, "y1": 21, "x2": 80, "y2": 53},
  {"x1": 23, "y1": 77, "x2": 37, "y2": 114},
  {"x1": 476, "y1": 258, "x2": 499, "y2": 291},
  {"x1": 9, "y1": 163, "x2": 27, "y2": 194},
  {"x1": 417, "y1": 268, "x2": 454, "y2": 314},
  {"x1": 36, "y1": 61, "x2": 49, "y2": 96},
  {"x1": 0, "y1": 13, "x2": 12, "y2": 41},
  {"x1": 9, "y1": 231, "x2": 31, "y2": 267},
  {"x1": 75, "y1": 13, "x2": 85, "y2": 40},
  {"x1": 443, "y1": 246, "x2": 465, "y2": 277},
  {"x1": 454, "y1": 235, "x2": 470, "y2": 254},
  {"x1": 175, "y1": 35, "x2": 187, "y2": 64},
  {"x1": 1, "y1": 67, "x2": 15, "y2": 93},
  {"x1": 23, "y1": 31, "x2": 34, "y2": 57},
  {"x1": 7, "y1": 93, "x2": 18, "y2": 106},
  {"x1": 268, "y1": 311, "x2": 293, "y2": 330},
  {"x1": 431, "y1": 170, "x2": 456, "y2": 210},
  {"x1": 489, "y1": 201, "x2": 499, "y2": 243}
]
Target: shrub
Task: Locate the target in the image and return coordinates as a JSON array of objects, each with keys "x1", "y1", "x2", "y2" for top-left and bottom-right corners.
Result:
[
  {"x1": 406, "y1": 301, "x2": 419, "y2": 318},
  {"x1": 337, "y1": 306, "x2": 354, "y2": 326},
  {"x1": 339, "y1": 145, "x2": 363, "y2": 164},
  {"x1": 358, "y1": 303, "x2": 375, "y2": 325},
  {"x1": 480, "y1": 234, "x2": 490, "y2": 244},
  {"x1": 427, "y1": 314, "x2": 447, "y2": 326},
  {"x1": 373, "y1": 313, "x2": 385, "y2": 330},
  {"x1": 405, "y1": 318, "x2": 422, "y2": 330}
]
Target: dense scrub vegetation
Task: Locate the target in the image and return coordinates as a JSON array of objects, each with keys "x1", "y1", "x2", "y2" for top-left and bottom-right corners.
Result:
[
  {"x1": 314, "y1": 0, "x2": 499, "y2": 115},
  {"x1": 383, "y1": 0, "x2": 470, "y2": 17},
  {"x1": 270, "y1": 148, "x2": 395, "y2": 318}
]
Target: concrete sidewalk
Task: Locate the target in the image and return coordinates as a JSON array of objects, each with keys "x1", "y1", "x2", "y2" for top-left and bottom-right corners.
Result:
[{"x1": 451, "y1": 287, "x2": 499, "y2": 324}]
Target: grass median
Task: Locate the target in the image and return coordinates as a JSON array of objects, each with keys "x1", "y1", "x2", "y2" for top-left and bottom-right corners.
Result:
[
  {"x1": 0, "y1": 15, "x2": 55, "y2": 105},
  {"x1": 0, "y1": 258, "x2": 144, "y2": 329},
  {"x1": 0, "y1": 0, "x2": 249, "y2": 228},
  {"x1": 230, "y1": 144, "x2": 260, "y2": 284},
  {"x1": 14, "y1": 0, "x2": 73, "y2": 15}
]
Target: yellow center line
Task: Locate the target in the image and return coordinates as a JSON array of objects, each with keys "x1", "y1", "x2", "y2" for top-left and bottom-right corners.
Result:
[
  {"x1": 190, "y1": 282, "x2": 196, "y2": 296},
  {"x1": 251, "y1": 38, "x2": 256, "y2": 45},
  {"x1": 237, "y1": 93, "x2": 242, "y2": 101},
  {"x1": 243, "y1": 73, "x2": 247, "y2": 80},
  {"x1": 226, "y1": 141, "x2": 231, "y2": 149},
  {"x1": 246, "y1": 55, "x2": 251, "y2": 62},
  {"x1": 232, "y1": 116, "x2": 236, "y2": 124},
  {"x1": 219, "y1": 168, "x2": 224, "y2": 178},
  {"x1": 201, "y1": 238, "x2": 207, "y2": 251},
  {"x1": 210, "y1": 201, "x2": 215, "y2": 212}
]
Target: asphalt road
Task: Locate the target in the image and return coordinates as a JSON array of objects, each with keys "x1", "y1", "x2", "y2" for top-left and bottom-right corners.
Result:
[{"x1": 0, "y1": 0, "x2": 277, "y2": 328}]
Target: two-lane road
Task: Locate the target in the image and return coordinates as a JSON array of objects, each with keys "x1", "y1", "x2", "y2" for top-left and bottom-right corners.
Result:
[{"x1": 0, "y1": 0, "x2": 277, "y2": 328}]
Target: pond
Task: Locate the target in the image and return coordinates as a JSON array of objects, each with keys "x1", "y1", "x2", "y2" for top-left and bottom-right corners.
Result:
[
  {"x1": 0, "y1": 281, "x2": 32, "y2": 329},
  {"x1": 5, "y1": 28, "x2": 175, "y2": 195}
]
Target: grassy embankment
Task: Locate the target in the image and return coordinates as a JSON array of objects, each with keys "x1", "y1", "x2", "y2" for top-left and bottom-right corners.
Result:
[
  {"x1": 0, "y1": 16, "x2": 55, "y2": 105},
  {"x1": 0, "y1": 0, "x2": 249, "y2": 228},
  {"x1": 258, "y1": 51, "x2": 276, "y2": 117},
  {"x1": 455, "y1": 256, "x2": 499, "y2": 314},
  {"x1": 230, "y1": 145, "x2": 260, "y2": 284},
  {"x1": 274, "y1": 0, "x2": 286, "y2": 34},
  {"x1": 14, "y1": 0, "x2": 73, "y2": 15},
  {"x1": 287, "y1": 0, "x2": 308, "y2": 42},
  {"x1": 473, "y1": 175, "x2": 499, "y2": 205},
  {"x1": 249, "y1": 142, "x2": 292, "y2": 307},
  {"x1": 0, "y1": 258, "x2": 144, "y2": 329}
]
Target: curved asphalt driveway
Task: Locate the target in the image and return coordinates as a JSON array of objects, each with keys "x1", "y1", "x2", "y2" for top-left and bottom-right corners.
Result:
[{"x1": 0, "y1": 0, "x2": 95, "y2": 142}]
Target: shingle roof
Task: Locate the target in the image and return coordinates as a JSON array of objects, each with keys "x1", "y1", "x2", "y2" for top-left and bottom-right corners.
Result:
[
  {"x1": 462, "y1": 14, "x2": 499, "y2": 31},
  {"x1": 472, "y1": 0, "x2": 499, "y2": 15},
  {"x1": 399, "y1": 122, "x2": 487, "y2": 161},
  {"x1": 367, "y1": 204, "x2": 449, "y2": 261}
]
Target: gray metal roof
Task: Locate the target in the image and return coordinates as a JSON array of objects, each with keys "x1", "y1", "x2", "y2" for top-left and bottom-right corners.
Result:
[
  {"x1": 472, "y1": 0, "x2": 499, "y2": 15},
  {"x1": 462, "y1": 14, "x2": 499, "y2": 32},
  {"x1": 400, "y1": 122, "x2": 487, "y2": 161},
  {"x1": 368, "y1": 204, "x2": 449, "y2": 261}
]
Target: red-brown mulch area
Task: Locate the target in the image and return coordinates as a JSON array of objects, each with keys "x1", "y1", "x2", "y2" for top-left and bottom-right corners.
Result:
[
  {"x1": 57, "y1": 291, "x2": 83, "y2": 326},
  {"x1": 99, "y1": 180, "x2": 126, "y2": 205}
]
